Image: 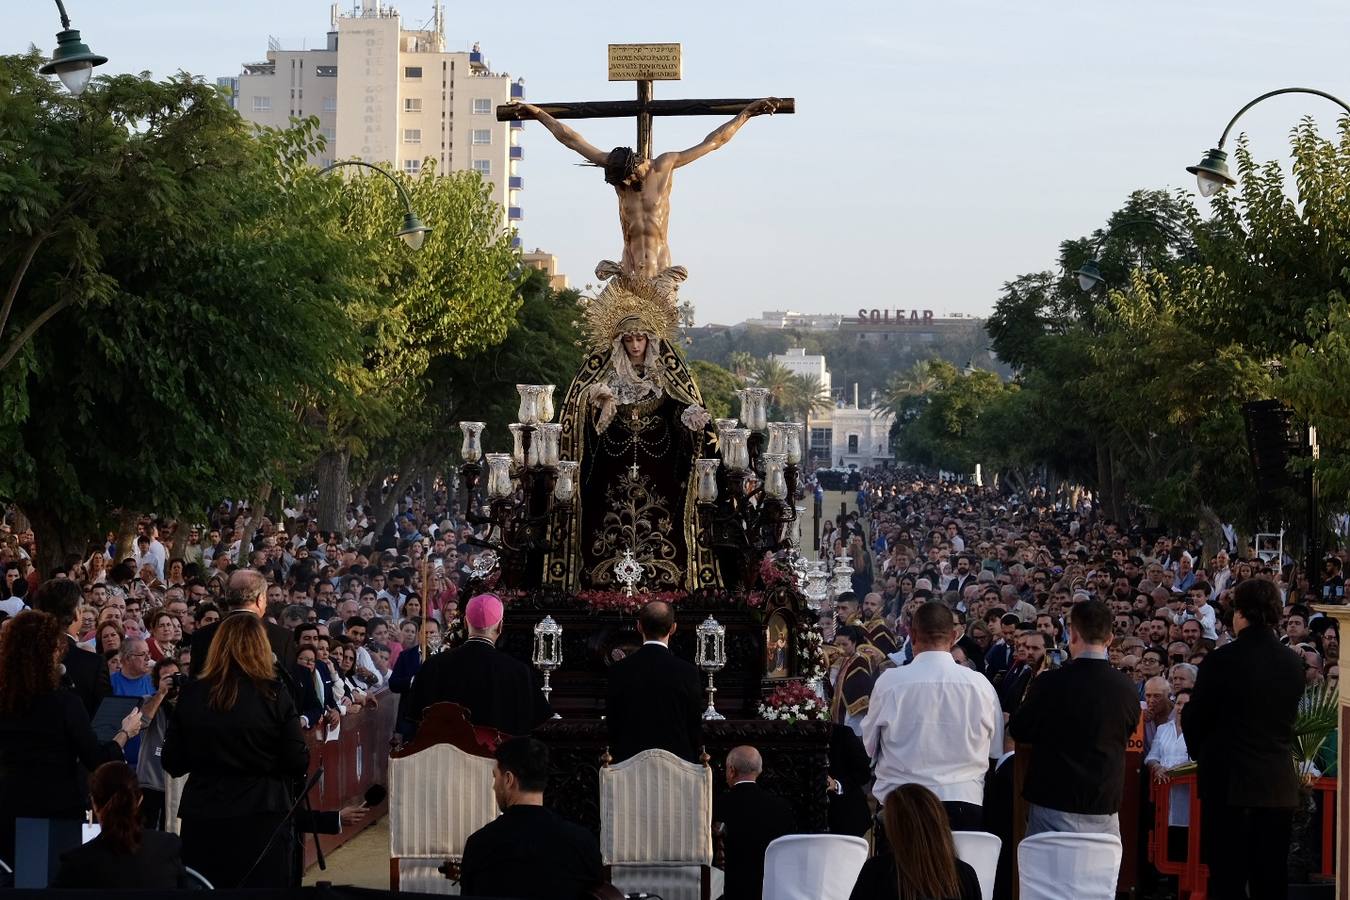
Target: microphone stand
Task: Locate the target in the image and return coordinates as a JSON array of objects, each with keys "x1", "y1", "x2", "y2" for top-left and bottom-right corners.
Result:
[{"x1": 240, "y1": 765, "x2": 324, "y2": 888}]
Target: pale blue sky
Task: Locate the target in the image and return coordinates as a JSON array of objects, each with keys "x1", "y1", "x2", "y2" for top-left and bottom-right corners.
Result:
[{"x1": 9, "y1": 0, "x2": 1350, "y2": 324}]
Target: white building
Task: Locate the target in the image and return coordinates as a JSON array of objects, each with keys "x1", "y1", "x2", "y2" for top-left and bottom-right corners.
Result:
[
  {"x1": 811, "y1": 406, "x2": 895, "y2": 470},
  {"x1": 751, "y1": 310, "x2": 844, "y2": 331},
  {"x1": 229, "y1": 3, "x2": 522, "y2": 231},
  {"x1": 770, "y1": 347, "x2": 831, "y2": 397}
]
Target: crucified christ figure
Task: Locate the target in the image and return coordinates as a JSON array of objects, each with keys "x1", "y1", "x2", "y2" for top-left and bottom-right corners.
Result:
[{"x1": 508, "y1": 98, "x2": 781, "y2": 282}]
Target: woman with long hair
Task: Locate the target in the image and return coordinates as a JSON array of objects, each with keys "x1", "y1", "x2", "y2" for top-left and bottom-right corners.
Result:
[
  {"x1": 849, "y1": 784, "x2": 981, "y2": 900},
  {"x1": 162, "y1": 613, "x2": 308, "y2": 889},
  {"x1": 0, "y1": 611, "x2": 142, "y2": 863},
  {"x1": 51, "y1": 761, "x2": 188, "y2": 888}
]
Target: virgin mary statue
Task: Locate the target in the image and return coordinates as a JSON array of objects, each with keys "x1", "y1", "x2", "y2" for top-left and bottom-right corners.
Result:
[{"x1": 543, "y1": 273, "x2": 722, "y2": 591}]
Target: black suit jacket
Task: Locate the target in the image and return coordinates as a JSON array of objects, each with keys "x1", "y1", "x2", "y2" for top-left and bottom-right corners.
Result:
[
  {"x1": 460, "y1": 804, "x2": 603, "y2": 900},
  {"x1": 828, "y1": 724, "x2": 873, "y2": 838},
  {"x1": 1008, "y1": 656, "x2": 1140, "y2": 816},
  {"x1": 162, "y1": 676, "x2": 309, "y2": 818},
  {"x1": 0, "y1": 689, "x2": 124, "y2": 858},
  {"x1": 191, "y1": 610, "x2": 298, "y2": 671},
  {"x1": 51, "y1": 829, "x2": 190, "y2": 889},
  {"x1": 605, "y1": 643, "x2": 703, "y2": 763},
  {"x1": 716, "y1": 781, "x2": 797, "y2": 900},
  {"x1": 1182, "y1": 625, "x2": 1304, "y2": 808},
  {"x1": 61, "y1": 634, "x2": 111, "y2": 717},
  {"x1": 410, "y1": 638, "x2": 546, "y2": 737}
]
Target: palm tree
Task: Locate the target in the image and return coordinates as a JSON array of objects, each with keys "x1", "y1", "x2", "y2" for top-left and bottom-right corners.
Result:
[
  {"x1": 750, "y1": 358, "x2": 795, "y2": 412},
  {"x1": 727, "y1": 351, "x2": 755, "y2": 379},
  {"x1": 785, "y1": 373, "x2": 832, "y2": 422},
  {"x1": 877, "y1": 359, "x2": 939, "y2": 419}
]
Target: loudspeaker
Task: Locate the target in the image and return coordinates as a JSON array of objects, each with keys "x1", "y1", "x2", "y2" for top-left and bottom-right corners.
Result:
[{"x1": 1242, "y1": 399, "x2": 1303, "y2": 487}]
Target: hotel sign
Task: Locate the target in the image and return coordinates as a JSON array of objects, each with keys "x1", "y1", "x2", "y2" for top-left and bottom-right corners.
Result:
[{"x1": 857, "y1": 308, "x2": 935, "y2": 325}]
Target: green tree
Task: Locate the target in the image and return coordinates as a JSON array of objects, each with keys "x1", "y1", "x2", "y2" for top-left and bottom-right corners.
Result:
[
  {"x1": 688, "y1": 359, "x2": 741, "y2": 419},
  {"x1": 750, "y1": 357, "x2": 795, "y2": 416},
  {"x1": 0, "y1": 59, "x2": 361, "y2": 571},
  {"x1": 784, "y1": 373, "x2": 832, "y2": 422}
]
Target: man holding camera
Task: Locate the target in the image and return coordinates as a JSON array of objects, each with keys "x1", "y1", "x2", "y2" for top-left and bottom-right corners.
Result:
[{"x1": 136, "y1": 658, "x2": 184, "y2": 829}]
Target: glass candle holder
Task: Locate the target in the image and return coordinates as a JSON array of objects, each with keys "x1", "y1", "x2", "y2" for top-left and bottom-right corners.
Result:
[
  {"x1": 767, "y1": 423, "x2": 790, "y2": 457},
  {"x1": 484, "y1": 453, "x2": 514, "y2": 499},
  {"x1": 781, "y1": 422, "x2": 804, "y2": 464},
  {"x1": 554, "y1": 460, "x2": 579, "y2": 501},
  {"x1": 537, "y1": 423, "x2": 562, "y2": 468},
  {"x1": 695, "y1": 459, "x2": 720, "y2": 503},
  {"x1": 736, "y1": 387, "x2": 770, "y2": 432},
  {"x1": 516, "y1": 385, "x2": 547, "y2": 426},
  {"x1": 508, "y1": 424, "x2": 526, "y2": 467},
  {"x1": 723, "y1": 428, "x2": 751, "y2": 471},
  {"x1": 539, "y1": 385, "x2": 556, "y2": 424},
  {"x1": 459, "y1": 422, "x2": 485, "y2": 463},
  {"x1": 762, "y1": 453, "x2": 788, "y2": 499}
]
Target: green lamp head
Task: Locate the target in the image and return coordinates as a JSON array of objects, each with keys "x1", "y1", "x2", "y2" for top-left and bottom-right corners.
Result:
[
  {"x1": 397, "y1": 212, "x2": 431, "y2": 251},
  {"x1": 1074, "y1": 259, "x2": 1105, "y2": 292},
  {"x1": 1186, "y1": 147, "x2": 1235, "y2": 198},
  {"x1": 39, "y1": 28, "x2": 107, "y2": 97}
]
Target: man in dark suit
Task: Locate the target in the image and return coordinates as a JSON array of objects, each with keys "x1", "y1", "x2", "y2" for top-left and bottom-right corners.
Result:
[
  {"x1": 605, "y1": 600, "x2": 703, "y2": 763},
  {"x1": 410, "y1": 594, "x2": 547, "y2": 736},
  {"x1": 983, "y1": 734, "x2": 1016, "y2": 900},
  {"x1": 715, "y1": 745, "x2": 797, "y2": 900},
  {"x1": 1183, "y1": 578, "x2": 1304, "y2": 900},
  {"x1": 31, "y1": 579, "x2": 110, "y2": 716},
  {"x1": 826, "y1": 724, "x2": 872, "y2": 837},
  {"x1": 1009, "y1": 599, "x2": 1140, "y2": 836},
  {"x1": 460, "y1": 737, "x2": 603, "y2": 899},
  {"x1": 191, "y1": 569, "x2": 297, "y2": 671}
]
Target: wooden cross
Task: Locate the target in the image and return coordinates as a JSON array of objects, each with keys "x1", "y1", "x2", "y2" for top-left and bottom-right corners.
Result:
[{"x1": 496, "y1": 43, "x2": 794, "y2": 160}]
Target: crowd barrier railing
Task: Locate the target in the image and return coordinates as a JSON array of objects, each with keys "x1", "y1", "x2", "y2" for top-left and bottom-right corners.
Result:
[{"x1": 1148, "y1": 771, "x2": 1335, "y2": 898}]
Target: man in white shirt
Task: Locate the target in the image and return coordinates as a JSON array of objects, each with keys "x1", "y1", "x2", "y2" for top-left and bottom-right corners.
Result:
[{"x1": 861, "y1": 600, "x2": 1003, "y2": 831}]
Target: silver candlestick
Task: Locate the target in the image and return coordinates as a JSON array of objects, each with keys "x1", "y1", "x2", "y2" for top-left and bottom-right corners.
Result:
[
  {"x1": 532, "y1": 615, "x2": 563, "y2": 719},
  {"x1": 695, "y1": 616, "x2": 727, "y2": 721}
]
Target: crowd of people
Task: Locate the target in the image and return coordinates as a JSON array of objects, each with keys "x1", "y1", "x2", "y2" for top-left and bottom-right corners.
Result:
[
  {"x1": 804, "y1": 467, "x2": 1331, "y2": 900},
  {"x1": 0, "y1": 464, "x2": 1337, "y2": 898}
]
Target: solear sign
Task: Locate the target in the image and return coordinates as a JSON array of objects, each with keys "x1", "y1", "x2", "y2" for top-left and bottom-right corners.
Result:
[{"x1": 856, "y1": 309, "x2": 935, "y2": 324}]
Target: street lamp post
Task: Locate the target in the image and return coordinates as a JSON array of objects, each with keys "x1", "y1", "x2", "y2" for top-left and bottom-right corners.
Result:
[
  {"x1": 316, "y1": 160, "x2": 432, "y2": 250},
  {"x1": 1185, "y1": 87, "x2": 1350, "y2": 197},
  {"x1": 1073, "y1": 218, "x2": 1187, "y2": 291},
  {"x1": 1186, "y1": 87, "x2": 1350, "y2": 594},
  {"x1": 38, "y1": 0, "x2": 106, "y2": 97}
]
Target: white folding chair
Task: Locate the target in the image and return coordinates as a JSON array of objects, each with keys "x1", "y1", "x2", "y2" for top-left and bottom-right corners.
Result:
[
  {"x1": 389, "y1": 741, "x2": 498, "y2": 894},
  {"x1": 762, "y1": 834, "x2": 868, "y2": 900},
  {"x1": 184, "y1": 866, "x2": 214, "y2": 890},
  {"x1": 600, "y1": 748, "x2": 715, "y2": 900},
  {"x1": 951, "y1": 831, "x2": 1001, "y2": 900},
  {"x1": 1017, "y1": 831, "x2": 1122, "y2": 900}
]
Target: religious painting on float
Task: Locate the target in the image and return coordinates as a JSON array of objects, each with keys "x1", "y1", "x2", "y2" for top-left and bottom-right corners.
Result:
[{"x1": 763, "y1": 609, "x2": 795, "y2": 680}]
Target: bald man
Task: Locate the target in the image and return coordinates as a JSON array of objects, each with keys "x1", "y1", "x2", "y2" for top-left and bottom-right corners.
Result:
[
  {"x1": 605, "y1": 600, "x2": 703, "y2": 763},
  {"x1": 190, "y1": 568, "x2": 298, "y2": 671},
  {"x1": 715, "y1": 746, "x2": 796, "y2": 900}
]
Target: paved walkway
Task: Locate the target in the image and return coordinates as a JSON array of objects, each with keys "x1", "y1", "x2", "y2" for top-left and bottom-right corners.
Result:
[{"x1": 303, "y1": 817, "x2": 390, "y2": 890}]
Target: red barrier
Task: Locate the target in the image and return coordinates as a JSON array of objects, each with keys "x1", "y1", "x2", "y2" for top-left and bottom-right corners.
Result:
[
  {"x1": 1148, "y1": 772, "x2": 1336, "y2": 899},
  {"x1": 301, "y1": 688, "x2": 398, "y2": 871}
]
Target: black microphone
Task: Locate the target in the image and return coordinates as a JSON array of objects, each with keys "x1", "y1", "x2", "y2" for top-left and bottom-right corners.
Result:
[
  {"x1": 363, "y1": 783, "x2": 387, "y2": 808},
  {"x1": 239, "y1": 766, "x2": 324, "y2": 888}
]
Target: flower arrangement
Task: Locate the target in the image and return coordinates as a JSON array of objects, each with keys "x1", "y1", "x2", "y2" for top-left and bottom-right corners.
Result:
[
  {"x1": 574, "y1": 589, "x2": 685, "y2": 614},
  {"x1": 759, "y1": 680, "x2": 826, "y2": 723}
]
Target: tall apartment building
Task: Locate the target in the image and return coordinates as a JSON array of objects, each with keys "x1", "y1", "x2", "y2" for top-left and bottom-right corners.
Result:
[
  {"x1": 229, "y1": 3, "x2": 524, "y2": 234},
  {"x1": 770, "y1": 347, "x2": 831, "y2": 397}
]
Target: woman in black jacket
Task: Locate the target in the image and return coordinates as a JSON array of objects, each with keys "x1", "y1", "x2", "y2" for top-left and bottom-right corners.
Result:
[
  {"x1": 0, "y1": 611, "x2": 143, "y2": 864},
  {"x1": 163, "y1": 613, "x2": 308, "y2": 889},
  {"x1": 52, "y1": 761, "x2": 189, "y2": 888}
]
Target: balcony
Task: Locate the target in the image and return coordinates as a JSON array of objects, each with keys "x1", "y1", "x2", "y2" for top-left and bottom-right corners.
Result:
[
  {"x1": 509, "y1": 176, "x2": 523, "y2": 190},
  {"x1": 510, "y1": 146, "x2": 523, "y2": 160},
  {"x1": 509, "y1": 207, "x2": 523, "y2": 221},
  {"x1": 511, "y1": 82, "x2": 525, "y2": 99}
]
